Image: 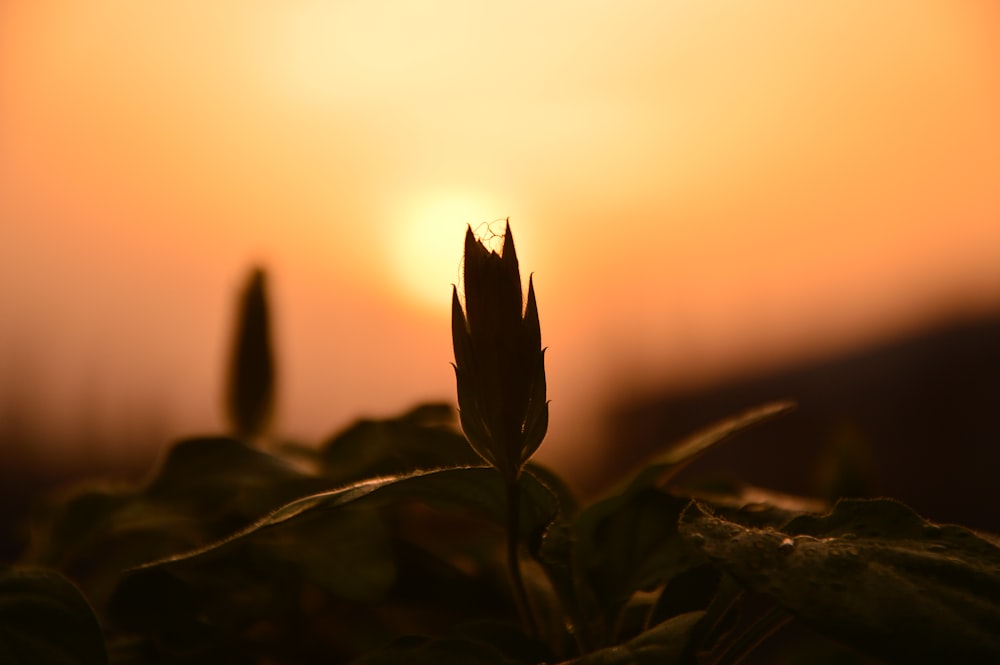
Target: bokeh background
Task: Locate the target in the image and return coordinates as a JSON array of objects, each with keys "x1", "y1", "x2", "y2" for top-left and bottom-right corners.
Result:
[{"x1": 2, "y1": 2, "x2": 999, "y2": 519}]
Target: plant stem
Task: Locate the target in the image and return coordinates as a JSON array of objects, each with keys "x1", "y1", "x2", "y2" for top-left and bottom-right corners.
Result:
[{"x1": 506, "y1": 476, "x2": 539, "y2": 639}]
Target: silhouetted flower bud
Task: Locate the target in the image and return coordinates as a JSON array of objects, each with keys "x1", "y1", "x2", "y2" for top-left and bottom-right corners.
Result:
[{"x1": 452, "y1": 223, "x2": 548, "y2": 483}]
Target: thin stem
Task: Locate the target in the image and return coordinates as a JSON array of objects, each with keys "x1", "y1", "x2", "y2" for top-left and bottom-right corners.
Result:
[{"x1": 506, "y1": 476, "x2": 539, "y2": 639}]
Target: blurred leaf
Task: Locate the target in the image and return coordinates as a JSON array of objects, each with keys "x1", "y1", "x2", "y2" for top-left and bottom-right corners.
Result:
[
  {"x1": 0, "y1": 564, "x2": 107, "y2": 665},
  {"x1": 560, "y1": 611, "x2": 705, "y2": 665},
  {"x1": 30, "y1": 437, "x2": 313, "y2": 563},
  {"x1": 33, "y1": 437, "x2": 319, "y2": 561},
  {"x1": 144, "y1": 436, "x2": 321, "y2": 523},
  {"x1": 227, "y1": 267, "x2": 275, "y2": 441},
  {"x1": 815, "y1": 422, "x2": 876, "y2": 501},
  {"x1": 679, "y1": 499, "x2": 1000, "y2": 664},
  {"x1": 25, "y1": 488, "x2": 134, "y2": 567},
  {"x1": 319, "y1": 403, "x2": 483, "y2": 484},
  {"x1": 25, "y1": 437, "x2": 328, "y2": 615},
  {"x1": 647, "y1": 401, "x2": 795, "y2": 487}
]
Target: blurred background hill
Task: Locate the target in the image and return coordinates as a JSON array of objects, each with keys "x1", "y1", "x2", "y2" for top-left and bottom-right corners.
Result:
[{"x1": 598, "y1": 311, "x2": 1000, "y2": 533}]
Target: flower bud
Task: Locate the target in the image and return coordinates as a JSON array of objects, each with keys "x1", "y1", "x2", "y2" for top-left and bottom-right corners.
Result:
[
  {"x1": 452, "y1": 223, "x2": 548, "y2": 482},
  {"x1": 227, "y1": 267, "x2": 275, "y2": 442}
]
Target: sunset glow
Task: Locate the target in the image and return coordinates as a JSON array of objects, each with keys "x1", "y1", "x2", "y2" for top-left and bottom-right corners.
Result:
[
  {"x1": 383, "y1": 193, "x2": 509, "y2": 311},
  {"x1": 2, "y1": 1, "x2": 999, "y2": 482}
]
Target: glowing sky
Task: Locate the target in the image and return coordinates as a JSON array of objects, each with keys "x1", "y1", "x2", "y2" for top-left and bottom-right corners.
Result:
[{"x1": 1, "y1": 1, "x2": 999, "y2": 479}]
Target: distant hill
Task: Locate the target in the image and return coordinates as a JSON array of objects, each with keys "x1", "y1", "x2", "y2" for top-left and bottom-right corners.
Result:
[{"x1": 601, "y1": 312, "x2": 1000, "y2": 533}]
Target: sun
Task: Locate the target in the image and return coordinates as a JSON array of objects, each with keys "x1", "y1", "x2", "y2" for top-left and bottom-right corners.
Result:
[{"x1": 385, "y1": 193, "x2": 509, "y2": 313}]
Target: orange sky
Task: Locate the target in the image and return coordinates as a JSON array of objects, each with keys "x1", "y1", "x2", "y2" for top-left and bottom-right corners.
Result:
[{"x1": 2, "y1": 1, "x2": 999, "y2": 479}]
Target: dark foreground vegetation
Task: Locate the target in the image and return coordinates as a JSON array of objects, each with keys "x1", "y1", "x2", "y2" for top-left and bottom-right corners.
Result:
[{"x1": 3, "y1": 225, "x2": 999, "y2": 664}]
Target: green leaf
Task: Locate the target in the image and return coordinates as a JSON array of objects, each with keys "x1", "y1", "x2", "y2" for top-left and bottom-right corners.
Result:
[
  {"x1": 679, "y1": 499, "x2": 1000, "y2": 664},
  {"x1": 0, "y1": 565, "x2": 107, "y2": 665},
  {"x1": 560, "y1": 611, "x2": 705, "y2": 665}
]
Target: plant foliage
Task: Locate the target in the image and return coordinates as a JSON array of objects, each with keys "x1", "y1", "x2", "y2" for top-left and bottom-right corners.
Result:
[{"x1": 5, "y1": 229, "x2": 999, "y2": 663}]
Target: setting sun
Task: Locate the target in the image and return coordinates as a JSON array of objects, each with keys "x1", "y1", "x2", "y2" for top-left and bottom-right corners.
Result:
[{"x1": 383, "y1": 193, "x2": 510, "y2": 312}]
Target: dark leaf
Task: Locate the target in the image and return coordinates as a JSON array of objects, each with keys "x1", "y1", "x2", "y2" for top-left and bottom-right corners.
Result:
[
  {"x1": 25, "y1": 488, "x2": 133, "y2": 568},
  {"x1": 534, "y1": 514, "x2": 593, "y2": 653},
  {"x1": 252, "y1": 506, "x2": 394, "y2": 601},
  {"x1": 144, "y1": 436, "x2": 318, "y2": 521},
  {"x1": 575, "y1": 482, "x2": 694, "y2": 644},
  {"x1": 455, "y1": 620, "x2": 557, "y2": 664},
  {"x1": 560, "y1": 611, "x2": 705, "y2": 665},
  {"x1": 564, "y1": 403, "x2": 800, "y2": 648},
  {"x1": 0, "y1": 565, "x2": 107, "y2": 665},
  {"x1": 25, "y1": 437, "x2": 326, "y2": 614},
  {"x1": 524, "y1": 461, "x2": 578, "y2": 520},
  {"x1": 351, "y1": 634, "x2": 528, "y2": 665},
  {"x1": 31, "y1": 437, "x2": 314, "y2": 565},
  {"x1": 133, "y1": 466, "x2": 561, "y2": 570},
  {"x1": 645, "y1": 401, "x2": 795, "y2": 487},
  {"x1": 108, "y1": 467, "x2": 564, "y2": 649},
  {"x1": 319, "y1": 403, "x2": 482, "y2": 484},
  {"x1": 648, "y1": 565, "x2": 722, "y2": 627},
  {"x1": 685, "y1": 480, "x2": 827, "y2": 528},
  {"x1": 679, "y1": 499, "x2": 1000, "y2": 664}
]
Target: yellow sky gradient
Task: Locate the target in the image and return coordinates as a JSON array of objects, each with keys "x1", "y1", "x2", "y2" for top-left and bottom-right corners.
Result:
[{"x1": 1, "y1": 1, "x2": 999, "y2": 479}]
